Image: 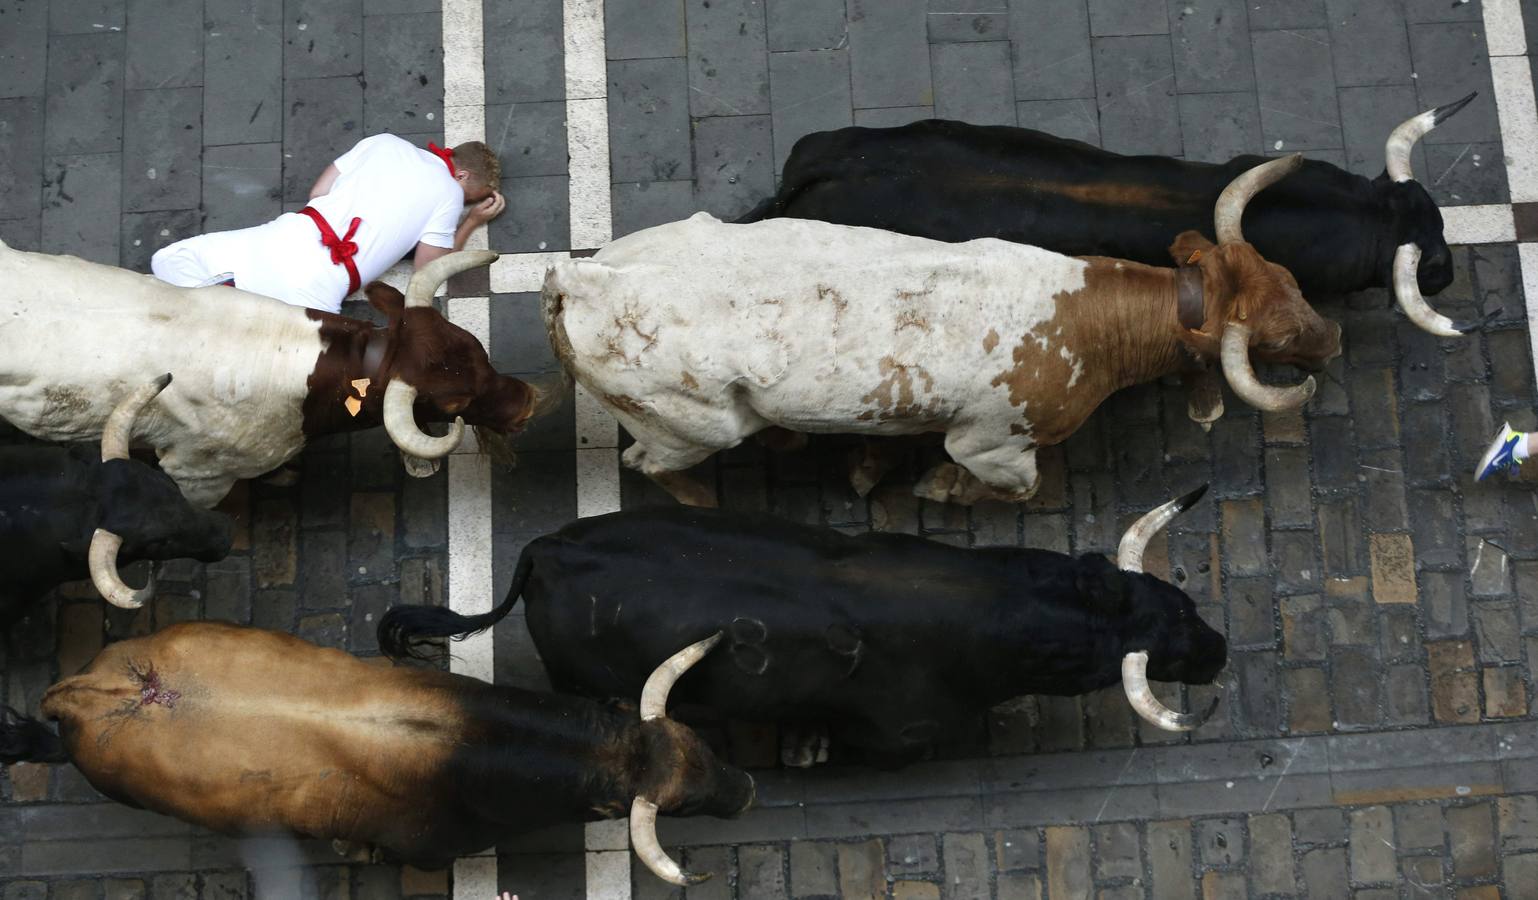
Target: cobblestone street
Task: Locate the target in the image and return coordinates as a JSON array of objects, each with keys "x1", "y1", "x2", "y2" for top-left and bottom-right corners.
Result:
[{"x1": 5, "y1": 0, "x2": 1538, "y2": 897}]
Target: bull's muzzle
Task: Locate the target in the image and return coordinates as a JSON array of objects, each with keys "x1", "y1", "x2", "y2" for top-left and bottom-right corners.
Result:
[
  {"x1": 88, "y1": 374, "x2": 173, "y2": 609},
  {"x1": 379, "y1": 250, "x2": 499, "y2": 461},
  {"x1": 1219, "y1": 324, "x2": 1317, "y2": 412},
  {"x1": 1384, "y1": 94, "x2": 1492, "y2": 337},
  {"x1": 1114, "y1": 486, "x2": 1220, "y2": 732},
  {"x1": 631, "y1": 632, "x2": 728, "y2": 887},
  {"x1": 1211, "y1": 155, "x2": 1318, "y2": 411},
  {"x1": 1392, "y1": 243, "x2": 1500, "y2": 337}
]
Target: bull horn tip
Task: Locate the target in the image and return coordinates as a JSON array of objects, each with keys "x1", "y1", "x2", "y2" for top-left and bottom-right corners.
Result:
[
  {"x1": 1434, "y1": 92, "x2": 1478, "y2": 123},
  {"x1": 1199, "y1": 694, "x2": 1222, "y2": 723},
  {"x1": 1176, "y1": 483, "x2": 1210, "y2": 511},
  {"x1": 1455, "y1": 308, "x2": 1503, "y2": 334},
  {"x1": 153, "y1": 373, "x2": 173, "y2": 390}
]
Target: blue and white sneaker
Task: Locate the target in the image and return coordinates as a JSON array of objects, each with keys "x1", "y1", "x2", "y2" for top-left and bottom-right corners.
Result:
[{"x1": 1476, "y1": 422, "x2": 1524, "y2": 482}]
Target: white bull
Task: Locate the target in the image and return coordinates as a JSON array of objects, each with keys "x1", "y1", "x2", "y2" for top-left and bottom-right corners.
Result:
[
  {"x1": 543, "y1": 158, "x2": 1340, "y2": 506},
  {"x1": 0, "y1": 242, "x2": 533, "y2": 508}
]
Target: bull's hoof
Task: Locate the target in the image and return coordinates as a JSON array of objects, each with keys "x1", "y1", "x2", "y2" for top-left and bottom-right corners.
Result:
[
  {"x1": 913, "y1": 463, "x2": 1001, "y2": 505},
  {"x1": 848, "y1": 447, "x2": 881, "y2": 497},
  {"x1": 259, "y1": 464, "x2": 301, "y2": 488},
  {"x1": 401, "y1": 454, "x2": 441, "y2": 479},
  {"x1": 913, "y1": 462, "x2": 965, "y2": 503},
  {"x1": 331, "y1": 840, "x2": 381, "y2": 863},
  {"x1": 780, "y1": 725, "x2": 830, "y2": 768},
  {"x1": 652, "y1": 472, "x2": 719, "y2": 508}
]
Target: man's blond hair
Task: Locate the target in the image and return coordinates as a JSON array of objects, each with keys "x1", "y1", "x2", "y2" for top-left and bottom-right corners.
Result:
[{"x1": 453, "y1": 141, "x2": 501, "y2": 191}]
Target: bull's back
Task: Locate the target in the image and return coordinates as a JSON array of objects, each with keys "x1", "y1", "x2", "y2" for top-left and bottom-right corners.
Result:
[
  {"x1": 545, "y1": 214, "x2": 1089, "y2": 434},
  {"x1": 770, "y1": 121, "x2": 1378, "y2": 290},
  {"x1": 0, "y1": 245, "x2": 319, "y2": 478},
  {"x1": 523, "y1": 510, "x2": 1019, "y2": 720},
  {"x1": 773, "y1": 122, "x2": 1218, "y2": 256},
  {"x1": 40, "y1": 623, "x2": 473, "y2": 854}
]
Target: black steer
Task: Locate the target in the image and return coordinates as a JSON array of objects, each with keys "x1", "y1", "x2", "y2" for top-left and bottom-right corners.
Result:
[
  {"x1": 740, "y1": 97, "x2": 1485, "y2": 337},
  {"x1": 381, "y1": 488, "x2": 1227, "y2": 767},
  {"x1": 0, "y1": 376, "x2": 232, "y2": 625}
]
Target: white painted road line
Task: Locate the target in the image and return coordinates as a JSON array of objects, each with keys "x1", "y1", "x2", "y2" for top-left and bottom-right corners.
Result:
[
  {"x1": 1441, "y1": 204, "x2": 1518, "y2": 245},
  {"x1": 440, "y1": 0, "x2": 494, "y2": 894},
  {"x1": 561, "y1": 0, "x2": 629, "y2": 895},
  {"x1": 489, "y1": 251, "x2": 570, "y2": 293},
  {"x1": 1491, "y1": 55, "x2": 1538, "y2": 204},
  {"x1": 1483, "y1": 0, "x2": 1528, "y2": 58}
]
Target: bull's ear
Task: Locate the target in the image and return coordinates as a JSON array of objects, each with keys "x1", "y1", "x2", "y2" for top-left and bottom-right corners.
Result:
[
  {"x1": 1075, "y1": 553, "x2": 1131, "y2": 617},
  {"x1": 366, "y1": 282, "x2": 406, "y2": 319},
  {"x1": 1168, "y1": 231, "x2": 1216, "y2": 267}
]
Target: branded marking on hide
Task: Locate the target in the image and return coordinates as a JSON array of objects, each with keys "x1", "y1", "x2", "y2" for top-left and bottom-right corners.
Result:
[{"x1": 860, "y1": 357, "x2": 938, "y2": 421}]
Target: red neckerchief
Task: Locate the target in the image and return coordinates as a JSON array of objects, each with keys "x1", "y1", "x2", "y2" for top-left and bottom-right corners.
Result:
[
  {"x1": 427, "y1": 141, "x2": 457, "y2": 176},
  {"x1": 297, "y1": 206, "x2": 363, "y2": 295}
]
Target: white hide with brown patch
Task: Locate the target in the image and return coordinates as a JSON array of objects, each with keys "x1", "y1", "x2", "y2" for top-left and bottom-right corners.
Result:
[
  {"x1": 0, "y1": 241, "x2": 323, "y2": 508},
  {"x1": 544, "y1": 213, "x2": 1090, "y2": 499}
]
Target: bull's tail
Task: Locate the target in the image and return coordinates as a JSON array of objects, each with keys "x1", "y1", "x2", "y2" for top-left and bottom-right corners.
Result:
[
  {"x1": 0, "y1": 706, "x2": 67, "y2": 765},
  {"x1": 732, "y1": 195, "x2": 779, "y2": 224},
  {"x1": 377, "y1": 542, "x2": 536, "y2": 663}
]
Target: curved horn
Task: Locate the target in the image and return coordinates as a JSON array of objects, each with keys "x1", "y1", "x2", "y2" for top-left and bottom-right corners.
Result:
[
  {"x1": 1117, "y1": 485, "x2": 1210, "y2": 573},
  {"x1": 101, "y1": 373, "x2": 172, "y2": 460},
  {"x1": 630, "y1": 632, "x2": 727, "y2": 886},
  {"x1": 89, "y1": 375, "x2": 173, "y2": 608},
  {"x1": 630, "y1": 797, "x2": 708, "y2": 886},
  {"x1": 1122, "y1": 651, "x2": 1219, "y2": 732},
  {"x1": 1392, "y1": 243, "x2": 1495, "y2": 336},
  {"x1": 1214, "y1": 154, "x2": 1303, "y2": 244},
  {"x1": 88, "y1": 529, "x2": 155, "y2": 609},
  {"x1": 640, "y1": 632, "x2": 723, "y2": 721},
  {"x1": 403, "y1": 249, "x2": 499, "y2": 307},
  {"x1": 382, "y1": 380, "x2": 465, "y2": 459},
  {"x1": 1219, "y1": 323, "x2": 1316, "y2": 411},
  {"x1": 1385, "y1": 92, "x2": 1476, "y2": 183}
]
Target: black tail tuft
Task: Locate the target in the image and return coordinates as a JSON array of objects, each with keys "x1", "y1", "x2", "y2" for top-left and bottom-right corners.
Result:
[
  {"x1": 0, "y1": 706, "x2": 67, "y2": 765},
  {"x1": 377, "y1": 543, "x2": 536, "y2": 662},
  {"x1": 732, "y1": 195, "x2": 778, "y2": 224}
]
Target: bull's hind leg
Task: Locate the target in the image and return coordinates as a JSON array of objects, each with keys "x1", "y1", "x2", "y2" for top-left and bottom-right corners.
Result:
[
  {"x1": 622, "y1": 441, "x2": 721, "y2": 507},
  {"x1": 915, "y1": 426, "x2": 1040, "y2": 505}
]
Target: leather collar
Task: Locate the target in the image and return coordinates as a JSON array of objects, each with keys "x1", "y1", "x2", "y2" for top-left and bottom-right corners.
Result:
[{"x1": 1176, "y1": 266, "x2": 1205, "y2": 330}]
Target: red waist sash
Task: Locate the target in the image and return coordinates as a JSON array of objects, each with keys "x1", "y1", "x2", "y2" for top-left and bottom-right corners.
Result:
[{"x1": 297, "y1": 206, "x2": 363, "y2": 295}]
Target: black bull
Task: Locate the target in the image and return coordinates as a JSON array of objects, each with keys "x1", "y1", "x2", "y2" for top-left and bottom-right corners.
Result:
[
  {"x1": 0, "y1": 444, "x2": 232, "y2": 626},
  {"x1": 380, "y1": 496, "x2": 1228, "y2": 766},
  {"x1": 739, "y1": 114, "x2": 1466, "y2": 301}
]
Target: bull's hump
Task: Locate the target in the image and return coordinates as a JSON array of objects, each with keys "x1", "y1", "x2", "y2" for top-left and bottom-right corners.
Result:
[{"x1": 572, "y1": 215, "x2": 1089, "y2": 345}]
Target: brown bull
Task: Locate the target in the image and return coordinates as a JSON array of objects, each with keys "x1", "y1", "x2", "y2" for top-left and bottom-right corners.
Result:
[{"x1": 0, "y1": 623, "x2": 754, "y2": 885}]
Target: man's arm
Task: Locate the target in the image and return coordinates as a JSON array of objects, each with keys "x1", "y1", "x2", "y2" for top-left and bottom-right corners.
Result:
[
  {"x1": 412, "y1": 192, "x2": 507, "y2": 269},
  {"x1": 308, "y1": 164, "x2": 341, "y2": 200}
]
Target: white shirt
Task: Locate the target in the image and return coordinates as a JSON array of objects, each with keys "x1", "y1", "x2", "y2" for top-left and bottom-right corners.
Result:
[{"x1": 151, "y1": 134, "x2": 464, "y2": 313}]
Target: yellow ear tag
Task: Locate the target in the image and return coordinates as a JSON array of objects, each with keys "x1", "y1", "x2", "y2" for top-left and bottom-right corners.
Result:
[
  {"x1": 351, "y1": 377, "x2": 371, "y2": 397},
  {"x1": 344, "y1": 396, "x2": 363, "y2": 417},
  {"x1": 1186, "y1": 249, "x2": 1203, "y2": 265}
]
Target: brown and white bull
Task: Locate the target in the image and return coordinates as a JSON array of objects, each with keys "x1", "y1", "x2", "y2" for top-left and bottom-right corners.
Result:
[
  {"x1": 0, "y1": 622, "x2": 754, "y2": 886},
  {"x1": 543, "y1": 155, "x2": 1341, "y2": 505},
  {"x1": 0, "y1": 244, "x2": 537, "y2": 507}
]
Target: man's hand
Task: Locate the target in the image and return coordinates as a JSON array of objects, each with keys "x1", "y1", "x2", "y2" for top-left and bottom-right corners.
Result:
[{"x1": 467, "y1": 191, "x2": 506, "y2": 224}]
